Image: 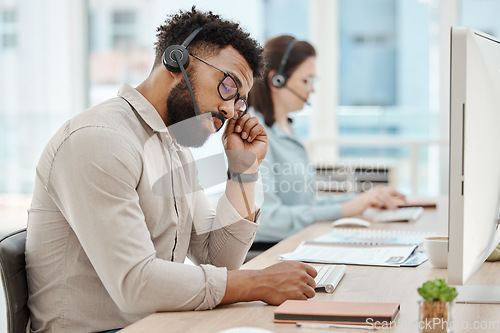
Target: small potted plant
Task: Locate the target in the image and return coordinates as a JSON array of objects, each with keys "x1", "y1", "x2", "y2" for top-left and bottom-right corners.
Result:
[{"x1": 417, "y1": 278, "x2": 458, "y2": 333}]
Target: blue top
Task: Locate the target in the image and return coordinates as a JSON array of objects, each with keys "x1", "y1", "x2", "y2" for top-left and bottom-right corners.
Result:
[{"x1": 254, "y1": 111, "x2": 355, "y2": 242}]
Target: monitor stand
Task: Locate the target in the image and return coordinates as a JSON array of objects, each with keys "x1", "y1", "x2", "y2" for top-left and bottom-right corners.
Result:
[{"x1": 454, "y1": 286, "x2": 500, "y2": 303}]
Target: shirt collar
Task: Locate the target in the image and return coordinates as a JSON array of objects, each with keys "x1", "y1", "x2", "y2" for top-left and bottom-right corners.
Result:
[
  {"x1": 117, "y1": 82, "x2": 169, "y2": 133},
  {"x1": 117, "y1": 83, "x2": 182, "y2": 151}
]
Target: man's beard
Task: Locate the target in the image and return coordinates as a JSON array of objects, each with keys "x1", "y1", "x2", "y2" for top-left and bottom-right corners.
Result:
[{"x1": 166, "y1": 79, "x2": 225, "y2": 148}]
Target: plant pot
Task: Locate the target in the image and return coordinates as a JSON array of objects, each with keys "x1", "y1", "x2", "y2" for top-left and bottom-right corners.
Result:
[{"x1": 418, "y1": 300, "x2": 454, "y2": 333}]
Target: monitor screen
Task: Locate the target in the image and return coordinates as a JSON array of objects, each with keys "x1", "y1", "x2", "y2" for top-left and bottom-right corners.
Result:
[{"x1": 448, "y1": 27, "x2": 500, "y2": 303}]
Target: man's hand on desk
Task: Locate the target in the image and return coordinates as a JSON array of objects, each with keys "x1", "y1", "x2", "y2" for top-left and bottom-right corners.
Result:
[
  {"x1": 341, "y1": 186, "x2": 406, "y2": 217},
  {"x1": 220, "y1": 262, "x2": 317, "y2": 306}
]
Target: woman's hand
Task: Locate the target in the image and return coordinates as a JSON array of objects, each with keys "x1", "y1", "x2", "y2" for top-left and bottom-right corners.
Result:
[{"x1": 341, "y1": 186, "x2": 406, "y2": 217}]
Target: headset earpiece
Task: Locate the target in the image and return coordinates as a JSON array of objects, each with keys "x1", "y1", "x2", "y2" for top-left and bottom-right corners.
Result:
[
  {"x1": 271, "y1": 38, "x2": 298, "y2": 88},
  {"x1": 271, "y1": 73, "x2": 287, "y2": 88},
  {"x1": 162, "y1": 27, "x2": 203, "y2": 73},
  {"x1": 162, "y1": 45, "x2": 190, "y2": 72}
]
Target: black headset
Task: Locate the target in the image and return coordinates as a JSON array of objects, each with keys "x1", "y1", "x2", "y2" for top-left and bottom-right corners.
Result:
[
  {"x1": 271, "y1": 38, "x2": 298, "y2": 88},
  {"x1": 162, "y1": 27, "x2": 203, "y2": 72},
  {"x1": 161, "y1": 27, "x2": 204, "y2": 116}
]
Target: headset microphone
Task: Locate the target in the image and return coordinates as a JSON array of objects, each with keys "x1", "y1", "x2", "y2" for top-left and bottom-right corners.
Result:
[
  {"x1": 174, "y1": 52, "x2": 201, "y2": 116},
  {"x1": 285, "y1": 86, "x2": 310, "y2": 106}
]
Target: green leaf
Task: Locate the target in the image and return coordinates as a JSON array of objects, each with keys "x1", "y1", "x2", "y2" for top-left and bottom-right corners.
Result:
[{"x1": 417, "y1": 278, "x2": 458, "y2": 301}]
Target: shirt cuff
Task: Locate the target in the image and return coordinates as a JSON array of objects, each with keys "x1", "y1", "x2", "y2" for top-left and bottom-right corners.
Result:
[{"x1": 194, "y1": 265, "x2": 227, "y2": 310}]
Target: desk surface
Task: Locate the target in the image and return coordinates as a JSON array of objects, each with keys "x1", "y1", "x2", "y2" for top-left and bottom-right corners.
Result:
[{"x1": 121, "y1": 200, "x2": 500, "y2": 333}]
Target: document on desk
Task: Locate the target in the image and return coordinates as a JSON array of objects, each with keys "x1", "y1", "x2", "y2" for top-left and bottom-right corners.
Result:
[
  {"x1": 310, "y1": 228, "x2": 434, "y2": 246},
  {"x1": 280, "y1": 242, "x2": 418, "y2": 267}
]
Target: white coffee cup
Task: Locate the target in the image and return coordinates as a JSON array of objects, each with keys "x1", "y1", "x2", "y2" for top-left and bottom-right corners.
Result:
[{"x1": 424, "y1": 236, "x2": 449, "y2": 268}]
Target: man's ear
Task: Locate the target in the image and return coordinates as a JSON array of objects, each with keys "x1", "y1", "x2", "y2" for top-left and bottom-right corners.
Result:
[
  {"x1": 148, "y1": 65, "x2": 182, "y2": 96},
  {"x1": 165, "y1": 66, "x2": 183, "y2": 81}
]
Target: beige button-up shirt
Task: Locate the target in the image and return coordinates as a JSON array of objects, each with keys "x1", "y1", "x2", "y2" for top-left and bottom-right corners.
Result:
[{"x1": 26, "y1": 83, "x2": 259, "y2": 332}]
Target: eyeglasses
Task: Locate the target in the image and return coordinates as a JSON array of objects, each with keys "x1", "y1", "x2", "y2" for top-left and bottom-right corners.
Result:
[{"x1": 190, "y1": 53, "x2": 248, "y2": 120}]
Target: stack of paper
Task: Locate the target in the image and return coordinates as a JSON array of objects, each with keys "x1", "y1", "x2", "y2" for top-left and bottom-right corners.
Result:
[
  {"x1": 280, "y1": 242, "x2": 418, "y2": 267},
  {"x1": 311, "y1": 228, "x2": 434, "y2": 246}
]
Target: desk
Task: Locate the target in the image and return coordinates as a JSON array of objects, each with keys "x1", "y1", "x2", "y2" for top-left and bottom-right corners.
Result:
[{"x1": 121, "y1": 201, "x2": 500, "y2": 333}]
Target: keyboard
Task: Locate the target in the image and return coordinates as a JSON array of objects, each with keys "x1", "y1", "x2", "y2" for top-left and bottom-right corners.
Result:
[
  {"x1": 313, "y1": 264, "x2": 346, "y2": 293},
  {"x1": 373, "y1": 207, "x2": 424, "y2": 223}
]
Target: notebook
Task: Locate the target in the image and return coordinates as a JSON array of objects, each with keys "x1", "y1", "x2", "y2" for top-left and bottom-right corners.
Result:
[
  {"x1": 396, "y1": 200, "x2": 437, "y2": 208},
  {"x1": 274, "y1": 300, "x2": 400, "y2": 326}
]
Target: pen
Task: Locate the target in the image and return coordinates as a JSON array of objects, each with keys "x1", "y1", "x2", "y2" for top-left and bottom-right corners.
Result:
[{"x1": 296, "y1": 322, "x2": 379, "y2": 330}]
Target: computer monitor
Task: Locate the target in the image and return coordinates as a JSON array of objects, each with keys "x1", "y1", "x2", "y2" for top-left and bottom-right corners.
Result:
[{"x1": 448, "y1": 26, "x2": 500, "y2": 303}]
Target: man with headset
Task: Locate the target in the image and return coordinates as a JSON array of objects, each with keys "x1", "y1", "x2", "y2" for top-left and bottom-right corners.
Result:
[{"x1": 25, "y1": 7, "x2": 317, "y2": 333}]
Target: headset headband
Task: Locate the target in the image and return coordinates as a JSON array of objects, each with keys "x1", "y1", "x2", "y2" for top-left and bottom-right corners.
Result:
[
  {"x1": 276, "y1": 39, "x2": 298, "y2": 78},
  {"x1": 271, "y1": 38, "x2": 298, "y2": 88},
  {"x1": 182, "y1": 27, "x2": 203, "y2": 48}
]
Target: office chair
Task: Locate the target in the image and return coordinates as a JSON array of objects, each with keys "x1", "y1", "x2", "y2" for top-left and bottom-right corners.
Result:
[{"x1": 0, "y1": 229, "x2": 29, "y2": 333}]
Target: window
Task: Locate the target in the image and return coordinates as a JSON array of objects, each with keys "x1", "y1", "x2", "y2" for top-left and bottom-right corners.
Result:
[
  {"x1": 88, "y1": 4, "x2": 151, "y2": 105},
  {"x1": 339, "y1": 0, "x2": 397, "y2": 106},
  {"x1": 460, "y1": 0, "x2": 500, "y2": 37},
  {"x1": 333, "y1": 0, "x2": 437, "y2": 195},
  {"x1": 112, "y1": 10, "x2": 136, "y2": 50},
  {"x1": 1, "y1": 8, "x2": 17, "y2": 49}
]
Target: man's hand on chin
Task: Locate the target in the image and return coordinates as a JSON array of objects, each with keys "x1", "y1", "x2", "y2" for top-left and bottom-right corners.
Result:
[{"x1": 222, "y1": 114, "x2": 268, "y2": 173}]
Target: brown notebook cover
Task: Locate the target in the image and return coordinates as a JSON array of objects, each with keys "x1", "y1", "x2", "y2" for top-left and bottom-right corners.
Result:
[
  {"x1": 274, "y1": 300, "x2": 400, "y2": 325},
  {"x1": 396, "y1": 200, "x2": 437, "y2": 208}
]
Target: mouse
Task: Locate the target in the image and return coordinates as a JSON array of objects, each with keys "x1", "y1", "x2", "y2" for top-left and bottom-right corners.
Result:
[{"x1": 331, "y1": 218, "x2": 371, "y2": 228}]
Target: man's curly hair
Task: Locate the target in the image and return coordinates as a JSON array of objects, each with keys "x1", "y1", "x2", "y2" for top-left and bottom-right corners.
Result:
[{"x1": 154, "y1": 7, "x2": 263, "y2": 78}]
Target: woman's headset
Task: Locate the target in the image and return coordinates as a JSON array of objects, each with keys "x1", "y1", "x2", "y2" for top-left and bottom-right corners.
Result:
[{"x1": 271, "y1": 38, "x2": 298, "y2": 88}]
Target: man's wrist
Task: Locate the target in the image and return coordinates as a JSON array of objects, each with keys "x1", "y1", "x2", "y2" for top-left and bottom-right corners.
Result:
[
  {"x1": 221, "y1": 270, "x2": 260, "y2": 305},
  {"x1": 227, "y1": 169, "x2": 259, "y2": 183}
]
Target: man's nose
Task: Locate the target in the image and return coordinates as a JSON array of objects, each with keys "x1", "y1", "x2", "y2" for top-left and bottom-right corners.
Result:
[{"x1": 219, "y1": 99, "x2": 235, "y2": 119}]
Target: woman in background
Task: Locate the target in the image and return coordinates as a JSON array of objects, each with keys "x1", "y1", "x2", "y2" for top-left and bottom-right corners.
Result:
[{"x1": 248, "y1": 35, "x2": 405, "y2": 249}]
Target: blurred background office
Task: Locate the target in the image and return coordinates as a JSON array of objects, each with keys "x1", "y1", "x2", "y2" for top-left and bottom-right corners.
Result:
[{"x1": 1, "y1": 0, "x2": 499, "y2": 233}]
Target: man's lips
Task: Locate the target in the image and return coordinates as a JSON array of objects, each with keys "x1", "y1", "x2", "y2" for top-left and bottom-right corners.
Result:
[
  {"x1": 212, "y1": 117, "x2": 223, "y2": 132},
  {"x1": 205, "y1": 118, "x2": 216, "y2": 134},
  {"x1": 209, "y1": 112, "x2": 226, "y2": 132}
]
